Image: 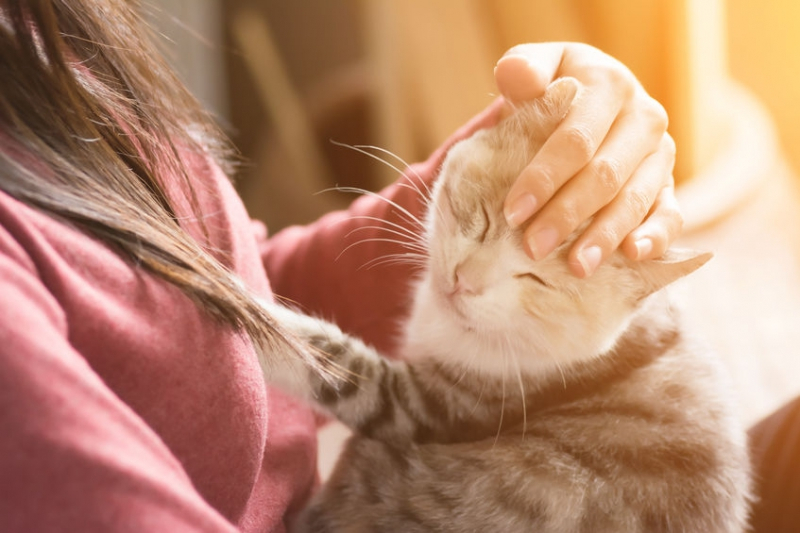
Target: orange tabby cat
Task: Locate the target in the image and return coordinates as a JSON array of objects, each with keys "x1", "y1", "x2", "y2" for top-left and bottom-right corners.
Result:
[{"x1": 259, "y1": 78, "x2": 752, "y2": 533}]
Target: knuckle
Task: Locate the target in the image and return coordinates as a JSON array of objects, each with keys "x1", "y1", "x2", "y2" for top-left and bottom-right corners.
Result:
[
  {"x1": 640, "y1": 97, "x2": 669, "y2": 132},
  {"x1": 608, "y1": 64, "x2": 635, "y2": 91},
  {"x1": 568, "y1": 42, "x2": 598, "y2": 56},
  {"x1": 675, "y1": 213, "x2": 685, "y2": 235},
  {"x1": 658, "y1": 138, "x2": 677, "y2": 186},
  {"x1": 533, "y1": 166, "x2": 557, "y2": 199},
  {"x1": 643, "y1": 194, "x2": 685, "y2": 255},
  {"x1": 554, "y1": 199, "x2": 583, "y2": 232},
  {"x1": 622, "y1": 188, "x2": 653, "y2": 221},
  {"x1": 588, "y1": 223, "x2": 623, "y2": 251},
  {"x1": 595, "y1": 62, "x2": 637, "y2": 101},
  {"x1": 562, "y1": 125, "x2": 596, "y2": 162},
  {"x1": 590, "y1": 157, "x2": 625, "y2": 197},
  {"x1": 661, "y1": 133, "x2": 677, "y2": 160},
  {"x1": 667, "y1": 201, "x2": 685, "y2": 233}
]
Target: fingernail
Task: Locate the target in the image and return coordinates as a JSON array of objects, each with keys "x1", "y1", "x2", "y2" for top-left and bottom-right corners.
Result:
[
  {"x1": 633, "y1": 238, "x2": 653, "y2": 260},
  {"x1": 528, "y1": 227, "x2": 559, "y2": 260},
  {"x1": 504, "y1": 193, "x2": 538, "y2": 228},
  {"x1": 576, "y1": 245, "x2": 602, "y2": 277}
]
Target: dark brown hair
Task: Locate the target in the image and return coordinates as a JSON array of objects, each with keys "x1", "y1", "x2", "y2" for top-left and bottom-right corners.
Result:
[{"x1": 0, "y1": 1, "x2": 301, "y2": 357}]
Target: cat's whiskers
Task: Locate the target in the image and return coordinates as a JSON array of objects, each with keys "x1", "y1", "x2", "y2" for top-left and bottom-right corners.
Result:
[
  {"x1": 505, "y1": 335, "x2": 528, "y2": 441},
  {"x1": 344, "y1": 215, "x2": 425, "y2": 245},
  {"x1": 328, "y1": 142, "x2": 432, "y2": 226},
  {"x1": 322, "y1": 186, "x2": 426, "y2": 234},
  {"x1": 555, "y1": 360, "x2": 568, "y2": 390},
  {"x1": 363, "y1": 144, "x2": 432, "y2": 198},
  {"x1": 396, "y1": 181, "x2": 430, "y2": 205},
  {"x1": 442, "y1": 341, "x2": 490, "y2": 424},
  {"x1": 358, "y1": 254, "x2": 427, "y2": 271},
  {"x1": 335, "y1": 237, "x2": 425, "y2": 265},
  {"x1": 423, "y1": 195, "x2": 446, "y2": 233},
  {"x1": 442, "y1": 358, "x2": 479, "y2": 401},
  {"x1": 493, "y1": 350, "x2": 510, "y2": 448},
  {"x1": 467, "y1": 375, "x2": 488, "y2": 420},
  {"x1": 330, "y1": 141, "x2": 433, "y2": 201},
  {"x1": 334, "y1": 212, "x2": 428, "y2": 270},
  {"x1": 343, "y1": 225, "x2": 426, "y2": 253}
]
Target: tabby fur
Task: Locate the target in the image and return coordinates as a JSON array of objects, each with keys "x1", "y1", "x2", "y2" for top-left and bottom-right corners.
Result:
[{"x1": 258, "y1": 77, "x2": 751, "y2": 533}]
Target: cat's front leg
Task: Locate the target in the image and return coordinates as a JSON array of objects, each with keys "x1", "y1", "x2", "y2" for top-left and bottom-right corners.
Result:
[
  {"x1": 255, "y1": 301, "x2": 440, "y2": 444},
  {"x1": 254, "y1": 300, "x2": 346, "y2": 401}
]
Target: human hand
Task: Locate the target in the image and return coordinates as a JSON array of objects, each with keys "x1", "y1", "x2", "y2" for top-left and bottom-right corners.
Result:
[{"x1": 495, "y1": 42, "x2": 683, "y2": 277}]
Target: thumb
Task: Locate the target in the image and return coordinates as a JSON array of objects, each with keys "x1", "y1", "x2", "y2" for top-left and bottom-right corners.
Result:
[{"x1": 494, "y1": 43, "x2": 566, "y2": 104}]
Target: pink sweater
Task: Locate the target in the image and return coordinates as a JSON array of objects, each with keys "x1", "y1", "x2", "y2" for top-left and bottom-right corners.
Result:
[{"x1": 0, "y1": 104, "x2": 499, "y2": 532}]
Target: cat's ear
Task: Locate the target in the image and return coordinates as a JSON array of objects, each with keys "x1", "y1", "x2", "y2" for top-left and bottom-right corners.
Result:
[
  {"x1": 523, "y1": 77, "x2": 580, "y2": 136},
  {"x1": 634, "y1": 248, "x2": 713, "y2": 299},
  {"x1": 542, "y1": 76, "x2": 581, "y2": 114}
]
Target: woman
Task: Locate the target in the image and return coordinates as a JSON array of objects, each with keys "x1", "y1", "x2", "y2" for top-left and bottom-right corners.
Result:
[{"x1": 0, "y1": 2, "x2": 683, "y2": 532}]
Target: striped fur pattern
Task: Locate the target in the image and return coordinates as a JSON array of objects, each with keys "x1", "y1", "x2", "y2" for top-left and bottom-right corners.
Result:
[{"x1": 258, "y1": 78, "x2": 751, "y2": 532}]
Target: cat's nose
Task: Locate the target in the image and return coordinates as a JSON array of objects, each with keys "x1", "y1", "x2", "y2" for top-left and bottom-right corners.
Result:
[{"x1": 453, "y1": 267, "x2": 481, "y2": 296}]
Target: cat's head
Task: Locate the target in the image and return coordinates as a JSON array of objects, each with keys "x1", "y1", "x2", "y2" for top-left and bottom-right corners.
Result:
[{"x1": 404, "y1": 78, "x2": 711, "y2": 378}]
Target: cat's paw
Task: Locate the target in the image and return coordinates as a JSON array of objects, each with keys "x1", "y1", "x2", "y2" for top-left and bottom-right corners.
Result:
[
  {"x1": 256, "y1": 300, "x2": 357, "y2": 400},
  {"x1": 253, "y1": 300, "x2": 328, "y2": 399}
]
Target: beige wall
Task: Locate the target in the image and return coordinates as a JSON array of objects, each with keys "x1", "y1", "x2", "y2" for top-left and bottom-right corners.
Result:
[
  {"x1": 727, "y1": 0, "x2": 800, "y2": 176},
  {"x1": 220, "y1": 1, "x2": 797, "y2": 229},
  {"x1": 363, "y1": 0, "x2": 731, "y2": 184}
]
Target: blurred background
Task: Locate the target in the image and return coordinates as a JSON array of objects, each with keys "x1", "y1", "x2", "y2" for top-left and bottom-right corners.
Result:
[{"x1": 148, "y1": 0, "x2": 800, "y2": 434}]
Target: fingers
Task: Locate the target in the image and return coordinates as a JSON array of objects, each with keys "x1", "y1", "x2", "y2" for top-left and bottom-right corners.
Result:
[
  {"x1": 620, "y1": 184, "x2": 684, "y2": 261},
  {"x1": 494, "y1": 42, "x2": 681, "y2": 275},
  {"x1": 504, "y1": 80, "x2": 627, "y2": 228},
  {"x1": 563, "y1": 134, "x2": 679, "y2": 277},
  {"x1": 520, "y1": 102, "x2": 671, "y2": 273},
  {"x1": 504, "y1": 45, "x2": 643, "y2": 229}
]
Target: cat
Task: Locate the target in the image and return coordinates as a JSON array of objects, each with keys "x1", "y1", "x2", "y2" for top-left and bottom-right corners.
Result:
[{"x1": 258, "y1": 77, "x2": 752, "y2": 532}]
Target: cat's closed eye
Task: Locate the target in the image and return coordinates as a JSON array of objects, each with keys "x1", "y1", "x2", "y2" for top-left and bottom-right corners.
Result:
[
  {"x1": 478, "y1": 204, "x2": 490, "y2": 243},
  {"x1": 513, "y1": 272, "x2": 552, "y2": 288}
]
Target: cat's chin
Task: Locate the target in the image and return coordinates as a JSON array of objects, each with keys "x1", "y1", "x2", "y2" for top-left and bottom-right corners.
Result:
[
  {"x1": 405, "y1": 279, "x2": 623, "y2": 380},
  {"x1": 426, "y1": 278, "x2": 509, "y2": 331},
  {"x1": 405, "y1": 303, "x2": 560, "y2": 380},
  {"x1": 423, "y1": 280, "x2": 476, "y2": 330}
]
